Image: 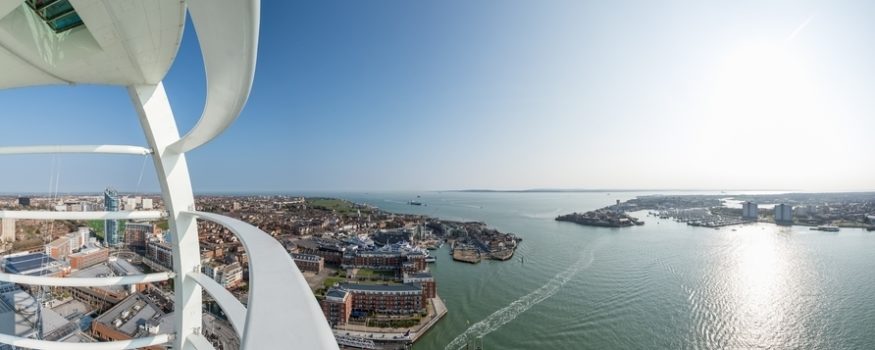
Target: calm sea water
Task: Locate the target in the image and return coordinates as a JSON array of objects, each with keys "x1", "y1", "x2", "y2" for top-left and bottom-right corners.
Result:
[{"x1": 323, "y1": 191, "x2": 875, "y2": 350}]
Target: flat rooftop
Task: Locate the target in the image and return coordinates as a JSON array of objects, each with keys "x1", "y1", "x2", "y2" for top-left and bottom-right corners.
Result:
[
  {"x1": 0, "y1": 284, "x2": 76, "y2": 339},
  {"x1": 68, "y1": 261, "x2": 142, "y2": 294},
  {"x1": 51, "y1": 299, "x2": 92, "y2": 320},
  {"x1": 94, "y1": 293, "x2": 168, "y2": 337},
  {"x1": 59, "y1": 331, "x2": 97, "y2": 343},
  {"x1": 3, "y1": 253, "x2": 64, "y2": 276},
  {"x1": 340, "y1": 283, "x2": 421, "y2": 293}
]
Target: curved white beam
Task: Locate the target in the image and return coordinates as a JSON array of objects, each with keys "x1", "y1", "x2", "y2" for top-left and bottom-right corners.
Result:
[
  {"x1": 182, "y1": 211, "x2": 338, "y2": 350},
  {"x1": 168, "y1": 0, "x2": 260, "y2": 153},
  {"x1": 188, "y1": 272, "x2": 246, "y2": 339},
  {"x1": 0, "y1": 145, "x2": 151, "y2": 155},
  {"x1": 0, "y1": 271, "x2": 173, "y2": 287},
  {"x1": 130, "y1": 83, "x2": 202, "y2": 350},
  {"x1": 0, "y1": 210, "x2": 165, "y2": 220},
  {"x1": 0, "y1": 333, "x2": 172, "y2": 350}
]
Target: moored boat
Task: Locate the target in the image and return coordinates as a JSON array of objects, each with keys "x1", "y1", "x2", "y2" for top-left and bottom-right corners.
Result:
[{"x1": 335, "y1": 334, "x2": 378, "y2": 349}]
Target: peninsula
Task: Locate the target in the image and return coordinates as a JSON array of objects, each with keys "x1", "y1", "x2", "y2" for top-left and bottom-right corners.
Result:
[
  {"x1": 556, "y1": 208, "x2": 644, "y2": 227},
  {"x1": 556, "y1": 192, "x2": 875, "y2": 230}
]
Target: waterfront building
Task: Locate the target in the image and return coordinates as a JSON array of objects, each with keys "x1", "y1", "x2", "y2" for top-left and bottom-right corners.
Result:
[
  {"x1": 292, "y1": 253, "x2": 324, "y2": 274},
  {"x1": 321, "y1": 288, "x2": 353, "y2": 327},
  {"x1": 795, "y1": 205, "x2": 815, "y2": 217},
  {"x1": 339, "y1": 283, "x2": 424, "y2": 315},
  {"x1": 142, "y1": 198, "x2": 154, "y2": 210},
  {"x1": 341, "y1": 245, "x2": 428, "y2": 273},
  {"x1": 298, "y1": 238, "x2": 346, "y2": 265},
  {"x1": 742, "y1": 201, "x2": 758, "y2": 220},
  {"x1": 775, "y1": 203, "x2": 793, "y2": 225},
  {"x1": 104, "y1": 188, "x2": 120, "y2": 247},
  {"x1": 403, "y1": 252, "x2": 428, "y2": 273},
  {"x1": 0, "y1": 219, "x2": 14, "y2": 243},
  {"x1": 403, "y1": 272, "x2": 437, "y2": 299},
  {"x1": 342, "y1": 250, "x2": 403, "y2": 271}
]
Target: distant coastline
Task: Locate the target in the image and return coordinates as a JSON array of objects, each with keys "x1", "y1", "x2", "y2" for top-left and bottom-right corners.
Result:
[{"x1": 450, "y1": 188, "x2": 802, "y2": 193}]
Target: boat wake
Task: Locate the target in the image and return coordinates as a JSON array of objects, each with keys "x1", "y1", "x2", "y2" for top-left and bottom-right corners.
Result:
[{"x1": 443, "y1": 244, "x2": 598, "y2": 350}]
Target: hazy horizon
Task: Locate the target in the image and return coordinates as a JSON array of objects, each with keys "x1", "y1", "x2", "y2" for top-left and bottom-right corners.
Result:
[
  {"x1": 2, "y1": 1, "x2": 873, "y2": 193},
  {"x1": 6, "y1": 188, "x2": 875, "y2": 197}
]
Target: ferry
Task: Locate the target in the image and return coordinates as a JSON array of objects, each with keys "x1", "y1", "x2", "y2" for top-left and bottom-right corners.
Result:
[
  {"x1": 424, "y1": 255, "x2": 437, "y2": 263},
  {"x1": 408, "y1": 201, "x2": 424, "y2": 206},
  {"x1": 335, "y1": 334, "x2": 378, "y2": 349},
  {"x1": 811, "y1": 225, "x2": 840, "y2": 232}
]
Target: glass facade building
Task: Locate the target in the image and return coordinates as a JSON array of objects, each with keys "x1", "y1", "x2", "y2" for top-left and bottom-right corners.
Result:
[{"x1": 104, "y1": 188, "x2": 120, "y2": 246}]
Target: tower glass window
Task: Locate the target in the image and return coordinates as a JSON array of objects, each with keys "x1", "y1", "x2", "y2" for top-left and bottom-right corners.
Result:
[{"x1": 25, "y1": 0, "x2": 84, "y2": 33}]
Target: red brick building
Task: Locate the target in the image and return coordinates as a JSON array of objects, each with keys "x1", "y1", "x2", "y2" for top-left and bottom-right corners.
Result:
[
  {"x1": 297, "y1": 239, "x2": 345, "y2": 265},
  {"x1": 339, "y1": 283, "x2": 423, "y2": 315},
  {"x1": 291, "y1": 253, "x2": 324, "y2": 273},
  {"x1": 403, "y1": 272, "x2": 436, "y2": 300},
  {"x1": 321, "y1": 288, "x2": 352, "y2": 327},
  {"x1": 341, "y1": 250, "x2": 428, "y2": 273},
  {"x1": 68, "y1": 247, "x2": 109, "y2": 269}
]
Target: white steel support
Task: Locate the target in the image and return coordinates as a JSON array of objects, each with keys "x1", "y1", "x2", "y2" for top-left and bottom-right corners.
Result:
[
  {"x1": 184, "y1": 211, "x2": 340, "y2": 349},
  {"x1": 169, "y1": 0, "x2": 260, "y2": 153},
  {"x1": 0, "y1": 145, "x2": 151, "y2": 155},
  {"x1": 0, "y1": 210, "x2": 164, "y2": 220},
  {"x1": 0, "y1": 271, "x2": 173, "y2": 287},
  {"x1": 187, "y1": 271, "x2": 246, "y2": 338},
  {"x1": 129, "y1": 83, "x2": 201, "y2": 350},
  {"x1": 0, "y1": 333, "x2": 172, "y2": 350}
]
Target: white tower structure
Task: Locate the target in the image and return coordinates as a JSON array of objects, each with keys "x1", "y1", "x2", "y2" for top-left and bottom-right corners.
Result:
[
  {"x1": 742, "y1": 201, "x2": 758, "y2": 220},
  {"x1": 0, "y1": 1, "x2": 336, "y2": 349},
  {"x1": 774, "y1": 203, "x2": 793, "y2": 225},
  {"x1": 0, "y1": 218, "x2": 14, "y2": 242}
]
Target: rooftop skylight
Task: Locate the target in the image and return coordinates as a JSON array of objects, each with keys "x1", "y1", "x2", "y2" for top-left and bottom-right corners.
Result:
[{"x1": 25, "y1": 0, "x2": 84, "y2": 33}]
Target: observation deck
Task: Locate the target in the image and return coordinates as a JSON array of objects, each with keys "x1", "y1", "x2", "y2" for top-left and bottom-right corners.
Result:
[{"x1": 0, "y1": 0, "x2": 338, "y2": 349}]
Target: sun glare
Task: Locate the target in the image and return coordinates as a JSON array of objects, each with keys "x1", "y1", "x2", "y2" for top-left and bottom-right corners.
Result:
[
  {"x1": 700, "y1": 41, "x2": 834, "y2": 175},
  {"x1": 710, "y1": 43, "x2": 816, "y2": 127}
]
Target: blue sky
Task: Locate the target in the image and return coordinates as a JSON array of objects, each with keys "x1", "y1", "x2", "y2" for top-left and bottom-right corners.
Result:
[{"x1": 1, "y1": 1, "x2": 874, "y2": 193}]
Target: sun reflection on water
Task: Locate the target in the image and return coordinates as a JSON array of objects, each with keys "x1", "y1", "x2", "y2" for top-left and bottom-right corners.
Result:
[{"x1": 724, "y1": 225, "x2": 798, "y2": 348}]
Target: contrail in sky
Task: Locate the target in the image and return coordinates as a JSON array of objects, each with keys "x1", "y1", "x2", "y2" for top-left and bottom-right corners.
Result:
[{"x1": 784, "y1": 15, "x2": 814, "y2": 45}]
